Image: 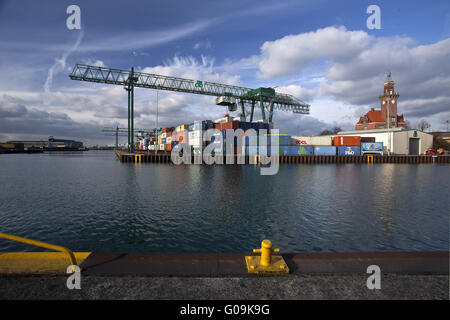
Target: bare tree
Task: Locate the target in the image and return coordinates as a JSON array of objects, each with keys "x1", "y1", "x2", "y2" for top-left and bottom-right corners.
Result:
[
  {"x1": 417, "y1": 119, "x2": 431, "y2": 131},
  {"x1": 319, "y1": 127, "x2": 342, "y2": 136}
]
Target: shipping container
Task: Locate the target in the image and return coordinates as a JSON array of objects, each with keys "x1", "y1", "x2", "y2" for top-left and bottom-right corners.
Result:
[
  {"x1": 166, "y1": 137, "x2": 172, "y2": 143},
  {"x1": 361, "y1": 142, "x2": 383, "y2": 154},
  {"x1": 290, "y1": 136, "x2": 333, "y2": 146},
  {"x1": 166, "y1": 131, "x2": 172, "y2": 137},
  {"x1": 192, "y1": 147, "x2": 202, "y2": 155},
  {"x1": 290, "y1": 146, "x2": 314, "y2": 155},
  {"x1": 162, "y1": 138, "x2": 166, "y2": 144},
  {"x1": 337, "y1": 146, "x2": 361, "y2": 155},
  {"x1": 188, "y1": 130, "x2": 203, "y2": 147},
  {"x1": 165, "y1": 143, "x2": 172, "y2": 151},
  {"x1": 215, "y1": 121, "x2": 239, "y2": 130},
  {"x1": 159, "y1": 144, "x2": 165, "y2": 151},
  {"x1": 266, "y1": 135, "x2": 291, "y2": 146},
  {"x1": 149, "y1": 145, "x2": 155, "y2": 150},
  {"x1": 333, "y1": 136, "x2": 361, "y2": 146},
  {"x1": 360, "y1": 137, "x2": 376, "y2": 142},
  {"x1": 314, "y1": 146, "x2": 337, "y2": 155}
]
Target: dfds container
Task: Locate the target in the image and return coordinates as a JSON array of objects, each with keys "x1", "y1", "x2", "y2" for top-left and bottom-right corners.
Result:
[
  {"x1": 337, "y1": 146, "x2": 361, "y2": 155},
  {"x1": 314, "y1": 146, "x2": 337, "y2": 155},
  {"x1": 333, "y1": 136, "x2": 361, "y2": 146}
]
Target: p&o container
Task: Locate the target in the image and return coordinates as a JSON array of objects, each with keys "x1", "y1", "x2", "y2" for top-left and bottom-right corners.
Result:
[{"x1": 337, "y1": 146, "x2": 361, "y2": 155}]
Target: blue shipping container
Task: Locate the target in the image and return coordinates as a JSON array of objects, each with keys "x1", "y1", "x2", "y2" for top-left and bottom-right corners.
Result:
[
  {"x1": 314, "y1": 146, "x2": 337, "y2": 155},
  {"x1": 337, "y1": 146, "x2": 361, "y2": 155},
  {"x1": 290, "y1": 146, "x2": 314, "y2": 155},
  {"x1": 162, "y1": 138, "x2": 166, "y2": 143},
  {"x1": 267, "y1": 135, "x2": 291, "y2": 146}
]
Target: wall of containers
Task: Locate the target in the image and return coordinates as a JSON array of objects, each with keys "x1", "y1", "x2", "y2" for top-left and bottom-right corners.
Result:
[{"x1": 137, "y1": 118, "x2": 383, "y2": 156}]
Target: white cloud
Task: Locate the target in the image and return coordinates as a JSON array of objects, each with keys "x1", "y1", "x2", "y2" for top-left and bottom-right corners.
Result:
[
  {"x1": 258, "y1": 26, "x2": 372, "y2": 79},
  {"x1": 247, "y1": 26, "x2": 450, "y2": 129}
]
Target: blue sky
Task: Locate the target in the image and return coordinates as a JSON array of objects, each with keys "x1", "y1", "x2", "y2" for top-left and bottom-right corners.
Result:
[{"x1": 0, "y1": 0, "x2": 449, "y2": 145}]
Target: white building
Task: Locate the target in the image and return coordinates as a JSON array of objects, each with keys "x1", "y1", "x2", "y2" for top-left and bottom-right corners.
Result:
[{"x1": 336, "y1": 128, "x2": 433, "y2": 155}]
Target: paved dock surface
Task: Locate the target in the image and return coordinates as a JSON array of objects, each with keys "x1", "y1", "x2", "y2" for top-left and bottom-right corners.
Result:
[
  {"x1": 0, "y1": 274, "x2": 448, "y2": 299},
  {"x1": 1, "y1": 251, "x2": 448, "y2": 299}
]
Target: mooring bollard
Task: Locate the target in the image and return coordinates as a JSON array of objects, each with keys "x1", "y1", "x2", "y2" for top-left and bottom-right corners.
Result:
[{"x1": 245, "y1": 239, "x2": 289, "y2": 274}]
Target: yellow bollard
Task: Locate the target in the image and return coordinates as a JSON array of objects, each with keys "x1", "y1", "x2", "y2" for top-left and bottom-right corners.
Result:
[
  {"x1": 135, "y1": 154, "x2": 142, "y2": 163},
  {"x1": 367, "y1": 155, "x2": 373, "y2": 164},
  {"x1": 245, "y1": 239, "x2": 289, "y2": 274},
  {"x1": 253, "y1": 239, "x2": 279, "y2": 266},
  {"x1": 254, "y1": 155, "x2": 260, "y2": 166}
]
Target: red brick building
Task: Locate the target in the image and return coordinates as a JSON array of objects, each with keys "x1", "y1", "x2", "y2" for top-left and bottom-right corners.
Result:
[{"x1": 356, "y1": 73, "x2": 407, "y2": 130}]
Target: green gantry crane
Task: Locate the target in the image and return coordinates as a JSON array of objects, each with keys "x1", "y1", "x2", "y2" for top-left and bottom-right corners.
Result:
[{"x1": 69, "y1": 64, "x2": 310, "y2": 151}]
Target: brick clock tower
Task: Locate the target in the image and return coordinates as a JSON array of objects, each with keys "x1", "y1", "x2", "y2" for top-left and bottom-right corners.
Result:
[
  {"x1": 355, "y1": 72, "x2": 407, "y2": 130},
  {"x1": 380, "y1": 72, "x2": 400, "y2": 128}
]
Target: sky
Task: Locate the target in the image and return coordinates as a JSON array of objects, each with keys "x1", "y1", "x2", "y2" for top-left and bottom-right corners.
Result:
[{"x1": 0, "y1": 0, "x2": 449, "y2": 146}]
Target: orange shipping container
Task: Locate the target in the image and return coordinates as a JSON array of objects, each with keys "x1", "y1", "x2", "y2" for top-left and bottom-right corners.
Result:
[
  {"x1": 166, "y1": 131, "x2": 172, "y2": 137},
  {"x1": 165, "y1": 143, "x2": 172, "y2": 151},
  {"x1": 333, "y1": 136, "x2": 361, "y2": 146},
  {"x1": 216, "y1": 121, "x2": 239, "y2": 130}
]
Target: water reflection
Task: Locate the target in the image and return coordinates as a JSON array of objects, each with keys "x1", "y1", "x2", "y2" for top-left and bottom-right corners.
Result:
[{"x1": 0, "y1": 152, "x2": 448, "y2": 253}]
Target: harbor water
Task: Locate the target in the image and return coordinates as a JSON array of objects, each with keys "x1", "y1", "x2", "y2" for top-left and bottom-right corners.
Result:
[{"x1": 0, "y1": 151, "x2": 448, "y2": 253}]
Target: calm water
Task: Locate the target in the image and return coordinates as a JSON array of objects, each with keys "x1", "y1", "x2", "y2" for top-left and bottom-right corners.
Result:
[{"x1": 0, "y1": 151, "x2": 448, "y2": 253}]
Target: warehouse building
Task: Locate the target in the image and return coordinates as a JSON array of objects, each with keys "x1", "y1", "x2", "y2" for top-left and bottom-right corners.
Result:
[{"x1": 336, "y1": 128, "x2": 433, "y2": 155}]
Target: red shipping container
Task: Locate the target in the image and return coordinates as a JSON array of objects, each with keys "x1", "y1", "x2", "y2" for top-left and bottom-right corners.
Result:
[
  {"x1": 220, "y1": 121, "x2": 239, "y2": 130},
  {"x1": 166, "y1": 131, "x2": 172, "y2": 137},
  {"x1": 361, "y1": 137, "x2": 375, "y2": 142},
  {"x1": 165, "y1": 143, "x2": 172, "y2": 151},
  {"x1": 162, "y1": 128, "x2": 166, "y2": 133},
  {"x1": 333, "y1": 136, "x2": 361, "y2": 146}
]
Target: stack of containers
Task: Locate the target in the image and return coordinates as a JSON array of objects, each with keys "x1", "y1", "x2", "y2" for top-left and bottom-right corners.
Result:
[
  {"x1": 290, "y1": 136, "x2": 333, "y2": 155},
  {"x1": 166, "y1": 129, "x2": 173, "y2": 151},
  {"x1": 188, "y1": 120, "x2": 214, "y2": 155},
  {"x1": 333, "y1": 136, "x2": 361, "y2": 155}
]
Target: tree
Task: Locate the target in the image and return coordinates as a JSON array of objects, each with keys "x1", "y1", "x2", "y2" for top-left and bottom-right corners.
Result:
[
  {"x1": 319, "y1": 126, "x2": 342, "y2": 135},
  {"x1": 417, "y1": 119, "x2": 431, "y2": 131}
]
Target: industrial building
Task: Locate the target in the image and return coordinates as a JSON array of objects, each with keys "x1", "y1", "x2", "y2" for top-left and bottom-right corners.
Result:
[{"x1": 336, "y1": 128, "x2": 433, "y2": 155}]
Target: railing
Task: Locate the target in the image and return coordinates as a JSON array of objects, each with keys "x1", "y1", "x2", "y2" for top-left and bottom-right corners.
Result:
[{"x1": 0, "y1": 232, "x2": 78, "y2": 271}]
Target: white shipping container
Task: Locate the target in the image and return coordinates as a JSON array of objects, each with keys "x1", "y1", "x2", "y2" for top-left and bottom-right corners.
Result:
[
  {"x1": 291, "y1": 136, "x2": 332, "y2": 146},
  {"x1": 161, "y1": 133, "x2": 166, "y2": 138},
  {"x1": 159, "y1": 144, "x2": 165, "y2": 151},
  {"x1": 149, "y1": 145, "x2": 155, "y2": 150},
  {"x1": 166, "y1": 137, "x2": 172, "y2": 143}
]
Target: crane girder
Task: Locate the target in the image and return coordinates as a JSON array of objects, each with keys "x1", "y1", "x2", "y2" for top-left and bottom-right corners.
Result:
[{"x1": 69, "y1": 64, "x2": 310, "y2": 114}]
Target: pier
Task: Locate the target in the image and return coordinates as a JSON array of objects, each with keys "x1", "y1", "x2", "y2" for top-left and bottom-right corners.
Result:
[{"x1": 114, "y1": 150, "x2": 450, "y2": 164}]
